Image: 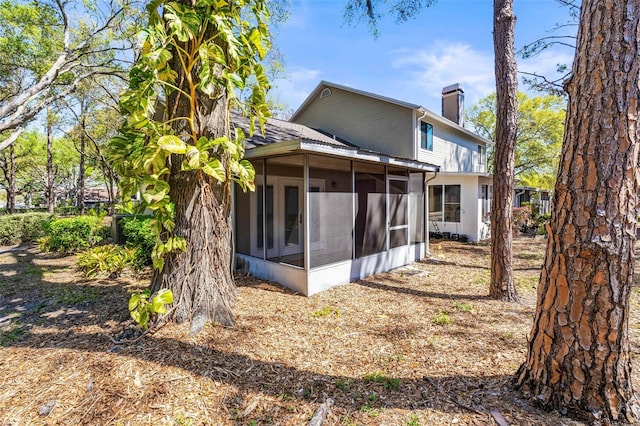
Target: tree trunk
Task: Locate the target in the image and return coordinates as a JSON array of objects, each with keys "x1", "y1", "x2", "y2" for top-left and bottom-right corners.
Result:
[
  {"x1": 149, "y1": 9, "x2": 236, "y2": 335},
  {"x1": 7, "y1": 143, "x2": 15, "y2": 214},
  {"x1": 515, "y1": 0, "x2": 640, "y2": 421},
  {"x1": 489, "y1": 0, "x2": 519, "y2": 301},
  {"x1": 150, "y1": 165, "x2": 235, "y2": 335},
  {"x1": 77, "y1": 115, "x2": 86, "y2": 215},
  {"x1": 46, "y1": 113, "x2": 55, "y2": 214}
]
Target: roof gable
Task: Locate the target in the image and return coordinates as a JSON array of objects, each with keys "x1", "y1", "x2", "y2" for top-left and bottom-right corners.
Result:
[{"x1": 291, "y1": 81, "x2": 492, "y2": 146}]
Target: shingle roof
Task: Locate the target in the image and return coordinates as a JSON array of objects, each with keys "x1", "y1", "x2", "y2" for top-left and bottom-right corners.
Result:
[
  {"x1": 232, "y1": 111, "x2": 354, "y2": 149},
  {"x1": 231, "y1": 110, "x2": 439, "y2": 173}
]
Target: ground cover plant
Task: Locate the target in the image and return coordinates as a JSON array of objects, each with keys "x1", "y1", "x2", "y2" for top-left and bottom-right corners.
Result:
[{"x1": 1, "y1": 237, "x2": 639, "y2": 424}]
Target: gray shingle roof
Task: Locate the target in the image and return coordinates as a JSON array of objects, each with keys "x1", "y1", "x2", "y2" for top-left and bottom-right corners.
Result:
[{"x1": 232, "y1": 111, "x2": 353, "y2": 149}]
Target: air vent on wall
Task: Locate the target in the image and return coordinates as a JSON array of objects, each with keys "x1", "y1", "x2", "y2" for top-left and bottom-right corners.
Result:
[{"x1": 320, "y1": 88, "x2": 332, "y2": 99}]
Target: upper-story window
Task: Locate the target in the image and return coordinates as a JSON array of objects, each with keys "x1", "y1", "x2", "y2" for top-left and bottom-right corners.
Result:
[
  {"x1": 420, "y1": 121, "x2": 433, "y2": 151},
  {"x1": 478, "y1": 145, "x2": 486, "y2": 166}
]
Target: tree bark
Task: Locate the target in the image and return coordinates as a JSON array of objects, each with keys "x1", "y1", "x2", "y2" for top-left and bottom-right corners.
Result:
[
  {"x1": 149, "y1": 6, "x2": 236, "y2": 335},
  {"x1": 489, "y1": 0, "x2": 519, "y2": 301},
  {"x1": 7, "y1": 143, "x2": 15, "y2": 213},
  {"x1": 515, "y1": 0, "x2": 640, "y2": 421},
  {"x1": 77, "y1": 115, "x2": 86, "y2": 215}
]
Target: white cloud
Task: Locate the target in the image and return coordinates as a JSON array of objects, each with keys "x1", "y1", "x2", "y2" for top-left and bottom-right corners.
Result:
[
  {"x1": 271, "y1": 66, "x2": 322, "y2": 112},
  {"x1": 390, "y1": 41, "x2": 496, "y2": 110},
  {"x1": 389, "y1": 40, "x2": 575, "y2": 111}
]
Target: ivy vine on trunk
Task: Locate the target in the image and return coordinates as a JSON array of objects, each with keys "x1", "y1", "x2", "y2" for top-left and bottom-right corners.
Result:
[{"x1": 109, "y1": 0, "x2": 271, "y2": 335}]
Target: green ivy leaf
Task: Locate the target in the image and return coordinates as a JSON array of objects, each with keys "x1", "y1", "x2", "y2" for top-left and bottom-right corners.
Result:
[
  {"x1": 202, "y1": 159, "x2": 226, "y2": 182},
  {"x1": 186, "y1": 146, "x2": 200, "y2": 168},
  {"x1": 156, "y1": 289, "x2": 174, "y2": 305},
  {"x1": 157, "y1": 135, "x2": 187, "y2": 154}
]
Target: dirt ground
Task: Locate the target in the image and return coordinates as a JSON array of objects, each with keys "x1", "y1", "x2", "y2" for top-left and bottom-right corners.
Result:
[{"x1": 1, "y1": 237, "x2": 639, "y2": 425}]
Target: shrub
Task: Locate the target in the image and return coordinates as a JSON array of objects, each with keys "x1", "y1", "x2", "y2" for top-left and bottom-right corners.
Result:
[
  {"x1": 40, "y1": 215, "x2": 108, "y2": 253},
  {"x1": 121, "y1": 216, "x2": 155, "y2": 268},
  {"x1": 77, "y1": 244, "x2": 137, "y2": 278},
  {"x1": 0, "y1": 213, "x2": 52, "y2": 245}
]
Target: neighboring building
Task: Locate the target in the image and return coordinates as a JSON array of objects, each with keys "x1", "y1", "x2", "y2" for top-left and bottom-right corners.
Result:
[
  {"x1": 514, "y1": 186, "x2": 551, "y2": 216},
  {"x1": 232, "y1": 81, "x2": 493, "y2": 295},
  {"x1": 83, "y1": 187, "x2": 114, "y2": 210}
]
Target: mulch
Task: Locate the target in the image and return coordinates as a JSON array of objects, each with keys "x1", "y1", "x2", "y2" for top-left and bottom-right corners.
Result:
[{"x1": 0, "y1": 238, "x2": 637, "y2": 425}]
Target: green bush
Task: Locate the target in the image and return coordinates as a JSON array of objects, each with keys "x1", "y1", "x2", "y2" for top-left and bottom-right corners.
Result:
[
  {"x1": 0, "y1": 213, "x2": 53, "y2": 245},
  {"x1": 121, "y1": 216, "x2": 155, "y2": 268},
  {"x1": 77, "y1": 244, "x2": 136, "y2": 278},
  {"x1": 40, "y1": 215, "x2": 108, "y2": 253}
]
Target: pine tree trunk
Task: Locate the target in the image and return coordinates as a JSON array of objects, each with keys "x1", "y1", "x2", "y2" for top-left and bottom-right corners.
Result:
[
  {"x1": 489, "y1": 0, "x2": 519, "y2": 301},
  {"x1": 46, "y1": 116, "x2": 55, "y2": 214},
  {"x1": 515, "y1": 0, "x2": 640, "y2": 421}
]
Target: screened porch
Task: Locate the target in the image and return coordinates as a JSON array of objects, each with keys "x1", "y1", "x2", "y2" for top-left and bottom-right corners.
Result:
[{"x1": 234, "y1": 149, "x2": 437, "y2": 296}]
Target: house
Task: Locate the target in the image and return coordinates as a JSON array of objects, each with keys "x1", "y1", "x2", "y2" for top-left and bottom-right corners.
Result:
[
  {"x1": 290, "y1": 81, "x2": 493, "y2": 243},
  {"x1": 232, "y1": 81, "x2": 492, "y2": 296},
  {"x1": 514, "y1": 186, "x2": 551, "y2": 216}
]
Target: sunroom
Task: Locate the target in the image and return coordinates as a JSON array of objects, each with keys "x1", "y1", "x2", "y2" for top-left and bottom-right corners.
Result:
[{"x1": 233, "y1": 118, "x2": 439, "y2": 296}]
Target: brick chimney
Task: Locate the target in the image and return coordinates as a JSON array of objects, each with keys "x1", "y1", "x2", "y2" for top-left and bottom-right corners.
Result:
[{"x1": 442, "y1": 83, "x2": 465, "y2": 127}]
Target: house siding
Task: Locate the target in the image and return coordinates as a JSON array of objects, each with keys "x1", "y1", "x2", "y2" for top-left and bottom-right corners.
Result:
[
  {"x1": 293, "y1": 87, "x2": 415, "y2": 160},
  {"x1": 418, "y1": 124, "x2": 487, "y2": 173},
  {"x1": 428, "y1": 174, "x2": 485, "y2": 242}
]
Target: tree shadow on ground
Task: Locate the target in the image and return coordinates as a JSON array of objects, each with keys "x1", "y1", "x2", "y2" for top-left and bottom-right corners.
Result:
[
  {"x1": 355, "y1": 279, "x2": 493, "y2": 301},
  {"x1": 0, "y1": 244, "x2": 578, "y2": 425},
  {"x1": 0, "y1": 244, "x2": 138, "y2": 346}
]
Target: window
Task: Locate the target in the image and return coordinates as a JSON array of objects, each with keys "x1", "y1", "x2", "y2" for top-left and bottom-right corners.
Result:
[
  {"x1": 444, "y1": 185, "x2": 461, "y2": 222},
  {"x1": 428, "y1": 185, "x2": 442, "y2": 221},
  {"x1": 420, "y1": 121, "x2": 433, "y2": 151},
  {"x1": 478, "y1": 145, "x2": 486, "y2": 166},
  {"x1": 481, "y1": 184, "x2": 492, "y2": 222},
  {"x1": 428, "y1": 184, "x2": 461, "y2": 222}
]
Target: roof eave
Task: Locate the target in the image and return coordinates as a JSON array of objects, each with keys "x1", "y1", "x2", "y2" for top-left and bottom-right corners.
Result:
[{"x1": 245, "y1": 139, "x2": 439, "y2": 173}]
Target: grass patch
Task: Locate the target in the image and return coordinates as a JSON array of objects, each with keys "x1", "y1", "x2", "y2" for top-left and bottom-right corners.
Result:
[
  {"x1": 516, "y1": 275, "x2": 539, "y2": 290},
  {"x1": 336, "y1": 378, "x2": 350, "y2": 393},
  {"x1": 499, "y1": 331, "x2": 515, "y2": 341},
  {"x1": 359, "y1": 403, "x2": 379, "y2": 417},
  {"x1": 56, "y1": 287, "x2": 99, "y2": 305},
  {"x1": 363, "y1": 371, "x2": 400, "y2": 390},
  {"x1": 452, "y1": 301, "x2": 473, "y2": 313},
  {"x1": 312, "y1": 306, "x2": 340, "y2": 318},
  {"x1": 406, "y1": 413, "x2": 420, "y2": 426},
  {"x1": 0, "y1": 325, "x2": 26, "y2": 346},
  {"x1": 432, "y1": 311, "x2": 451, "y2": 326}
]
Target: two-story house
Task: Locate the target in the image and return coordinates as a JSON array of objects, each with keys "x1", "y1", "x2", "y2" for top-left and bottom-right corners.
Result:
[
  {"x1": 232, "y1": 81, "x2": 491, "y2": 295},
  {"x1": 291, "y1": 82, "x2": 493, "y2": 243}
]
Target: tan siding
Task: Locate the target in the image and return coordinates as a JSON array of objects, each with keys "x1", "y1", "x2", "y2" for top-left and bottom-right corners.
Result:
[
  {"x1": 293, "y1": 87, "x2": 415, "y2": 159},
  {"x1": 418, "y1": 124, "x2": 487, "y2": 173}
]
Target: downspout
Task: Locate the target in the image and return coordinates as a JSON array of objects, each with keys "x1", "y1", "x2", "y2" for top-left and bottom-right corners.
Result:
[
  {"x1": 415, "y1": 108, "x2": 428, "y2": 160},
  {"x1": 424, "y1": 170, "x2": 438, "y2": 256},
  {"x1": 514, "y1": 188, "x2": 525, "y2": 208}
]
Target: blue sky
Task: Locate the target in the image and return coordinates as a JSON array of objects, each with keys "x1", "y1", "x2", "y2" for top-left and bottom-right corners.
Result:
[{"x1": 269, "y1": 0, "x2": 577, "y2": 115}]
